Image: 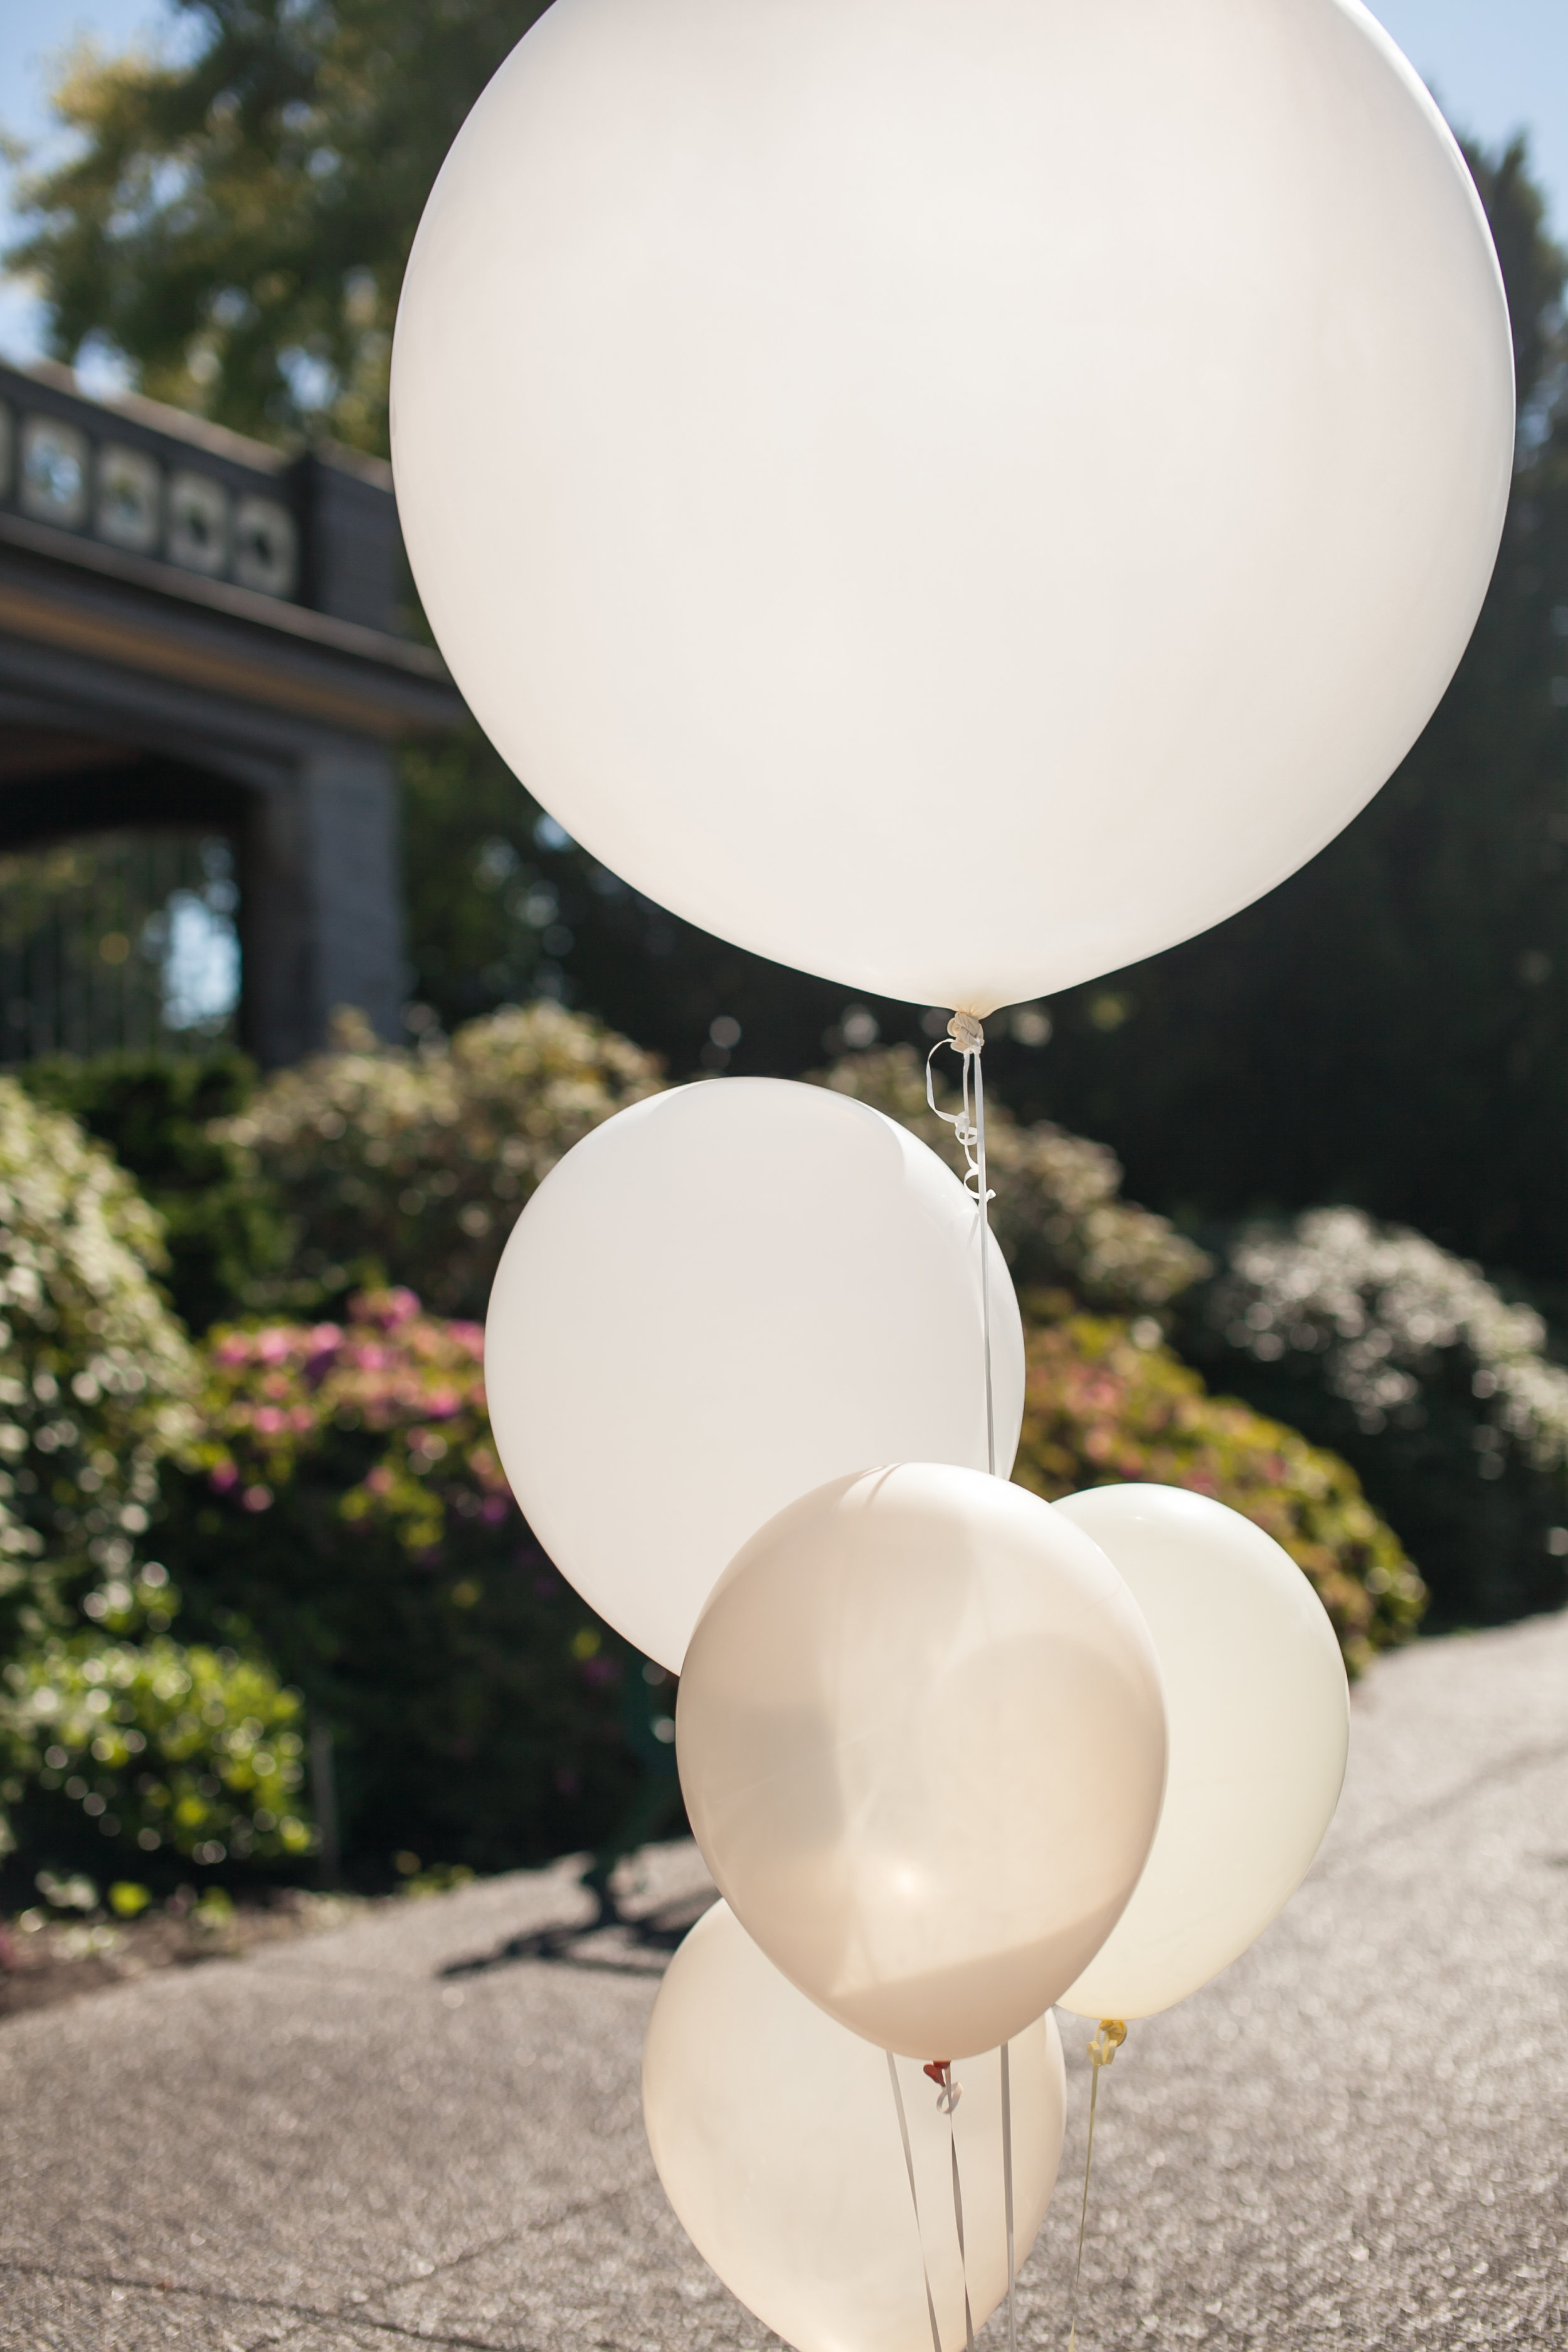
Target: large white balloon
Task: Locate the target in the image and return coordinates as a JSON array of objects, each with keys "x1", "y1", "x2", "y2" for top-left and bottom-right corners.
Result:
[
  {"x1": 484, "y1": 1079, "x2": 1022, "y2": 1671},
  {"x1": 1052, "y1": 1485, "x2": 1349, "y2": 2023},
  {"x1": 645, "y1": 1901, "x2": 1066, "y2": 2352},
  {"x1": 392, "y1": 0, "x2": 1512, "y2": 1014},
  {"x1": 677, "y1": 1464, "x2": 1167, "y2": 2058}
]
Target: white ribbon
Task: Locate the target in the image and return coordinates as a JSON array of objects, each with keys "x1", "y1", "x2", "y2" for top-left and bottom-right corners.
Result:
[{"x1": 926, "y1": 1014, "x2": 997, "y2": 1478}]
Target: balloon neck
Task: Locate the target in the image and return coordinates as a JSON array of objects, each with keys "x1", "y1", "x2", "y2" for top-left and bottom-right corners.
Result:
[
  {"x1": 946, "y1": 1011, "x2": 985, "y2": 1052},
  {"x1": 1087, "y1": 2019, "x2": 1127, "y2": 2069}
]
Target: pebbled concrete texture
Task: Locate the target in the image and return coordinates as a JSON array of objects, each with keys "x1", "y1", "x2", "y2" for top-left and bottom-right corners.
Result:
[{"x1": 1, "y1": 1612, "x2": 1565, "y2": 2352}]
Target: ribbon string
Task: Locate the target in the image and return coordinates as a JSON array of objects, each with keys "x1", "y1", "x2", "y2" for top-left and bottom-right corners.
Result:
[
  {"x1": 887, "y1": 2053, "x2": 946, "y2": 2352},
  {"x1": 1067, "y1": 2020, "x2": 1128, "y2": 2352},
  {"x1": 939, "y1": 2065, "x2": 977, "y2": 2352},
  {"x1": 1001, "y1": 2042, "x2": 1017, "y2": 2352},
  {"x1": 926, "y1": 1014, "x2": 997, "y2": 1478}
]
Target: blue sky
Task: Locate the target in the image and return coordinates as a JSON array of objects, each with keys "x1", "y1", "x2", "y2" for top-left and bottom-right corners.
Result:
[{"x1": 2, "y1": 1, "x2": 1566, "y2": 376}]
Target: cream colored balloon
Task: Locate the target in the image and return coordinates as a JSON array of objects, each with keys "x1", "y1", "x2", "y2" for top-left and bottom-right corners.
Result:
[
  {"x1": 677, "y1": 1465, "x2": 1167, "y2": 2059},
  {"x1": 392, "y1": 0, "x2": 1512, "y2": 1014},
  {"x1": 485, "y1": 1079, "x2": 1022, "y2": 1673},
  {"x1": 644, "y1": 1900, "x2": 1065, "y2": 2352},
  {"x1": 1053, "y1": 1485, "x2": 1349, "y2": 2022}
]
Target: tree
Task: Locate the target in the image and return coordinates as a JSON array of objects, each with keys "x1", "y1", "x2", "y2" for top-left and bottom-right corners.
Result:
[{"x1": 9, "y1": 0, "x2": 550, "y2": 449}]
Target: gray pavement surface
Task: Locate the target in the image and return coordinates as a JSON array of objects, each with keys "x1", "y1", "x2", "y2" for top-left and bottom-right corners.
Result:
[{"x1": 2, "y1": 1610, "x2": 1565, "y2": 2351}]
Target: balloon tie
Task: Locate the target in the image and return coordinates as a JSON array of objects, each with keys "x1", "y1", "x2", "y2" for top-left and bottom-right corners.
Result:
[
  {"x1": 926, "y1": 1015, "x2": 997, "y2": 1478},
  {"x1": 1066, "y1": 2020, "x2": 1127, "y2": 2352}
]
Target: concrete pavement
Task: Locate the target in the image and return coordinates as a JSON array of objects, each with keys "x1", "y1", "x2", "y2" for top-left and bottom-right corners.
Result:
[{"x1": 1, "y1": 1610, "x2": 1565, "y2": 2350}]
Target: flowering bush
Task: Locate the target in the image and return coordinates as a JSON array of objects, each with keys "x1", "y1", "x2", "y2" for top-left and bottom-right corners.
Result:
[
  {"x1": 216, "y1": 1004, "x2": 662, "y2": 1317},
  {"x1": 153, "y1": 1288, "x2": 645, "y2": 1879},
  {"x1": 0, "y1": 1078, "x2": 197, "y2": 1657},
  {"x1": 191, "y1": 1287, "x2": 510, "y2": 1554},
  {"x1": 1011, "y1": 1311, "x2": 1424, "y2": 1673},
  {"x1": 821, "y1": 1046, "x2": 1210, "y2": 1313},
  {"x1": 1184, "y1": 1209, "x2": 1568, "y2": 1624}
]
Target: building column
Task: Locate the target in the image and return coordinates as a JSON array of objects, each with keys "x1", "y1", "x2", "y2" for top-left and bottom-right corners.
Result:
[{"x1": 240, "y1": 743, "x2": 405, "y2": 1066}]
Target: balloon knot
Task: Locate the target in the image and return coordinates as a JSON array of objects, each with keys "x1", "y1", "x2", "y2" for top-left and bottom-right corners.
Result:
[
  {"x1": 1088, "y1": 2020, "x2": 1128, "y2": 2069},
  {"x1": 946, "y1": 1012, "x2": 985, "y2": 1054},
  {"x1": 923, "y1": 2059, "x2": 961, "y2": 2112}
]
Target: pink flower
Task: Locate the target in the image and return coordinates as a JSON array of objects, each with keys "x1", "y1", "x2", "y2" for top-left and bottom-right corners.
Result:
[
  {"x1": 366, "y1": 1466, "x2": 395, "y2": 1495},
  {"x1": 213, "y1": 1335, "x2": 252, "y2": 1367},
  {"x1": 241, "y1": 1483, "x2": 274, "y2": 1513},
  {"x1": 424, "y1": 1386, "x2": 462, "y2": 1420},
  {"x1": 209, "y1": 1461, "x2": 239, "y2": 1493},
  {"x1": 480, "y1": 1495, "x2": 509, "y2": 1525},
  {"x1": 358, "y1": 1288, "x2": 421, "y2": 1330},
  {"x1": 257, "y1": 1330, "x2": 293, "y2": 1365},
  {"x1": 253, "y1": 1406, "x2": 286, "y2": 1436}
]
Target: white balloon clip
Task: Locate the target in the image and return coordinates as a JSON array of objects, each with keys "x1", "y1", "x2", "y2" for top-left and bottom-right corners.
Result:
[{"x1": 923, "y1": 2060, "x2": 963, "y2": 2115}]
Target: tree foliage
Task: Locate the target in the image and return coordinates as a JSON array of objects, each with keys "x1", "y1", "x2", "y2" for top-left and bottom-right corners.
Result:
[
  {"x1": 9, "y1": 0, "x2": 549, "y2": 447},
  {"x1": 1026, "y1": 142, "x2": 1568, "y2": 1290}
]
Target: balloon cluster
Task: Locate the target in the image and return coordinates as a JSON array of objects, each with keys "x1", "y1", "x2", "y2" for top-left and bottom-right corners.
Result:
[
  {"x1": 483, "y1": 1068, "x2": 1351, "y2": 2349},
  {"x1": 395, "y1": 0, "x2": 1513, "y2": 2341}
]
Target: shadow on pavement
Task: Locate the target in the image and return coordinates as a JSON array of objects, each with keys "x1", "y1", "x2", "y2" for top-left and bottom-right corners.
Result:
[{"x1": 438, "y1": 1883, "x2": 715, "y2": 1982}]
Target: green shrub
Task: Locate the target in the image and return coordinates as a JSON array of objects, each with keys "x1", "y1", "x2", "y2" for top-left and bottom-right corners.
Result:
[
  {"x1": 1, "y1": 1597, "x2": 312, "y2": 1874},
  {"x1": 216, "y1": 1005, "x2": 662, "y2": 1318},
  {"x1": 216, "y1": 1014, "x2": 1206, "y2": 1328},
  {"x1": 0, "y1": 1077, "x2": 197, "y2": 1660},
  {"x1": 15, "y1": 1050, "x2": 285, "y2": 1334},
  {"x1": 152, "y1": 1288, "x2": 650, "y2": 1882},
  {"x1": 1012, "y1": 1310, "x2": 1425, "y2": 1674},
  {"x1": 1180, "y1": 1209, "x2": 1568, "y2": 1626}
]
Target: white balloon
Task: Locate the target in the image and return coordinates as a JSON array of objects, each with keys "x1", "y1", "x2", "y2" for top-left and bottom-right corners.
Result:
[
  {"x1": 392, "y1": 0, "x2": 1513, "y2": 1015},
  {"x1": 484, "y1": 1079, "x2": 1022, "y2": 1671},
  {"x1": 677, "y1": 1463, "x2": 1167, "y2": 2058},
  {"x1": 1052, "y1": 1485, "x2": 1349, "y2": 2023},
  {"x1": 645, "y1": 1899, "x2": 1066, "y2": 2352}
]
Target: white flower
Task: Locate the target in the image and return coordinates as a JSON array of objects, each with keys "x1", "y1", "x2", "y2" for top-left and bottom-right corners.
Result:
[{"x1": 1216, "y1": 1207, "x2": 1568, "y2": 1470}]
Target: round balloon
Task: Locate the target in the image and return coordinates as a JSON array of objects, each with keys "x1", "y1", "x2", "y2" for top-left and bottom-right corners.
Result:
[
  {"x1": 677, "y1": 1464, "x2": 1167, "y2": 2058},
  {"x1": 1052, "y1": 1485, "x2": 1349, "y2": 2022},
  {"x1": 484, "y1": 1079, "x2": 1023, "y2": 1671},
  {"x1": 392, "y1": 0, "x2": 1512, "y2": 1015},
  {"x1": 645, "y1": 1900, "x2": 1064, "y2": 2352}
]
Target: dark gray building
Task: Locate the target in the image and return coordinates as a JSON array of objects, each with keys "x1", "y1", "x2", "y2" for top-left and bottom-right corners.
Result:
[{"x1": 0, "y1": 361, "x2": 462, "y2": 1066}]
